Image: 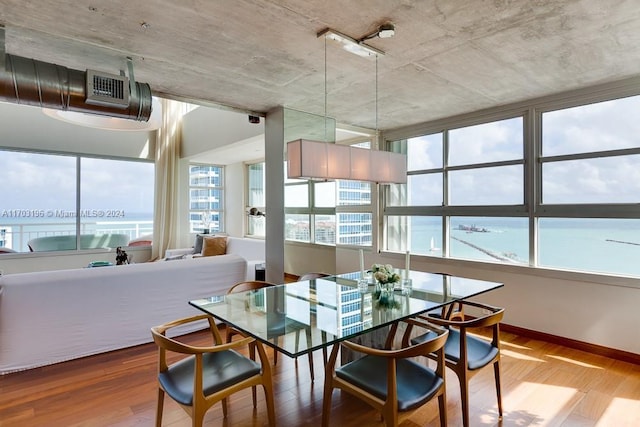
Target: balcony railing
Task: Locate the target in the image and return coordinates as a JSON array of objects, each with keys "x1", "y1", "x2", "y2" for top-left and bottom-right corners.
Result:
[{"x1": 0, "y1": 220, "x2": 153, "y2": 252}]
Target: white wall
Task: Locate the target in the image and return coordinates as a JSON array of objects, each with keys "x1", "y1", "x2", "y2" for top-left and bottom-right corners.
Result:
[
  {"x1": 336, "y1": 247, "x2": 640, "y2": 355},
  {"x1": 179, "y1": 106, "x2": 264, "y2": 242},
  {"x1": 181, "y1": 106, "x2": 263, "y2": 160},
  {"x1": 284, "y1": 242, "x2": 335, "y2": 277},
  {"x1": 0, "y1": 101, "x2": 153, "y2": 158}
]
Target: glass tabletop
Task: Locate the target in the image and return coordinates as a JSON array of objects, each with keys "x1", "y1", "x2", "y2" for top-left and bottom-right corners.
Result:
[{"x1": 189, "y1": 271, "x2": 503, "y2": 358}]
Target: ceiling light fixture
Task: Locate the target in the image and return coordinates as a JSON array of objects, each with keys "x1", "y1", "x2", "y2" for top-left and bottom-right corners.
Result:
[
  {"x1": 361, "y1": 23, "x2": 396, "y2": 41},
  {"x1": 286, "y1": 24, "x2": 406, "y2": 184},
  {"x1": 317, "y1": 28, "x2": 384, "y2": 58},
  {"x1": 376, "y1": 23, "x2": 396, "y2": 38}
]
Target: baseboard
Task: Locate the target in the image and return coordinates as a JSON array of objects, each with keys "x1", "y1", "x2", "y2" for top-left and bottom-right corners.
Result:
[{"x1": 501, "y1": 323, "x2": 640, "y2": 366}]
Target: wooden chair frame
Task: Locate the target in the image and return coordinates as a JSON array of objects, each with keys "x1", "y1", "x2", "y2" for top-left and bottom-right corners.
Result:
[
  {"x1": 322, "y1": 319, "x2": 449, "y2": 427},
  {"x1": 151, "y1": 314, "x2": 276, "y2": 427},
  {"x1": 406, "y1": 300, "x2": 504, "y2": 427}
]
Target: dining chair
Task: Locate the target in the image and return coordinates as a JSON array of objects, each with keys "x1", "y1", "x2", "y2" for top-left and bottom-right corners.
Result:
[
  {"x1": 408, "y1": 301, "x2": 505, "y2": 427},
  {"x1": 225, "y1": 280, "x2": 314, "y2": 380},
  {"x1": 322, "y1": 318, "x2": 449, "y2": 427},
  {"x1": 151, "y1": 313, "x2": 276, "y2": 427}
]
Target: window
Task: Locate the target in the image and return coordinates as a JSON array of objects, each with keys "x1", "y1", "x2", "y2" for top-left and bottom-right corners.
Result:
[
  {"x1": 386, "y1": 117, "x2": 525, "y2": 262},
  {"x1": 189, "y1": 164, "x2": 223, "y2": 233},
  {"x1": 247, "y1": 153, "x2": 372, "y2": 245},
  {"x1": 385, "y1": 90, "x2": 640, "y2": 277},
  {"x1": 285, "y1": 166, "x2": 335, "y2": 245},
  {"x1": 335, "y1": 140, "x2": 374, "y2": 247},
  {"x1": 247, "y1": 162, "x2": 265, "y2": 237},
  {"x1": 538, "y1": 94, "x2": 640, "y2": 275},
  {"x1": 0, "y1": 149, "x2": 154, "y2": 253}
]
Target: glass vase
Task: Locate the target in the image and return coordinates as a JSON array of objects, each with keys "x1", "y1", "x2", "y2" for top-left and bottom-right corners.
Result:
[{"x1": 374, "y1": 281, "x2": 399, "y2": 310}]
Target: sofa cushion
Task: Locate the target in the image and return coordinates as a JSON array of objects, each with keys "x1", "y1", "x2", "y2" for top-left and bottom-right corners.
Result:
[
  {"x1": 226, "y1": 237, "x2": 264, "y2": 261},
  {"x1": 128, "y1": 234, "x2": 153, "y2": 247},
  {"x1": 201, "y1": 236, "x2": 227, "y2": 257}
]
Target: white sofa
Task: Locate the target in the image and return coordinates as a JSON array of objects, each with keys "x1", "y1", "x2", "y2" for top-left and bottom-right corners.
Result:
[
  {"x1": 165, "y1": 236, "x2": 265, "y2": 281},
  {"x1": 0, "y1": 237, "x2": 265, "y2": 374}
]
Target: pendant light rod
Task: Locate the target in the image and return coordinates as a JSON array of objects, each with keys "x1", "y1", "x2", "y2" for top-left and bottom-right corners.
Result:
[
  {"x1": 324, "y1": 35, "x2": 328, "y2": 143},
  {"x1": 375, "y1": 55, "x2": 379, "y2": 135},
  {"x1": 0, "y1": 25, "x2": 5, "y2": 70}
]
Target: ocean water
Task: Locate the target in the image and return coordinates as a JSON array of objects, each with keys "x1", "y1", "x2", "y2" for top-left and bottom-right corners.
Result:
[{"x1": 409, "y1": 217, "x2": 640, "y2": 278}]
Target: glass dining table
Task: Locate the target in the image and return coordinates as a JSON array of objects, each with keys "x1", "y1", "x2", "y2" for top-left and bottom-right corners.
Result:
[{"x1": 189, "y1": 270, "x2": 503, "y2": 358}]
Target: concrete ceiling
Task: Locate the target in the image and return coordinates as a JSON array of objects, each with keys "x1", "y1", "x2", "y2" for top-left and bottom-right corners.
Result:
[{"x1": 1, "y1": 1, "x2": 640, "y2": 133}]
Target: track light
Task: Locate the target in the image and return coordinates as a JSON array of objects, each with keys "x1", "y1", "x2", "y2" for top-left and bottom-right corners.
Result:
[{"x1": 376, "y1": 23, "x2": 395, "y2": 38}]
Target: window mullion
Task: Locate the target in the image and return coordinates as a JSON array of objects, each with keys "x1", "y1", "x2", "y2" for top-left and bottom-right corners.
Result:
[{"x1": 76, "y1": 156, "x2": 81, "y2": 249}]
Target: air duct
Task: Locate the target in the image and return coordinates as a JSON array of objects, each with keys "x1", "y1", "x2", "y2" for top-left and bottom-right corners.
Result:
[
  {"x1": 0, "y1": 34, "x2": 152, "y2": 122},
  {"x1": 1, "y1": 54, "x2": 152, "y2": 121}
]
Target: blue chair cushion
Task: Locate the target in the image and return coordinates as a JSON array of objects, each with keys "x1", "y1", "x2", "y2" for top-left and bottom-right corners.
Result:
[
  {"x1": 336, "y1": 355, "x2": 444, "y2": 412},
  {"x1": 411, "y1": 329, "x2": 498, "y2": 370},
  {"x1": 158, "y1": 349, "x2": 261, "y2": 406}
]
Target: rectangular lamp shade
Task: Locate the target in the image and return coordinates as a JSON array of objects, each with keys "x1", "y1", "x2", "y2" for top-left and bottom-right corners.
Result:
[{"x1": 286, "y1": 139, "x2": 407, "y2": 184}]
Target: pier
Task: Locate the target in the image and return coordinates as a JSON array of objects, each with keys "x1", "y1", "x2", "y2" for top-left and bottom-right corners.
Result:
[{"x1": 452, "y1": 236, "x2": 513, "y2": 262}]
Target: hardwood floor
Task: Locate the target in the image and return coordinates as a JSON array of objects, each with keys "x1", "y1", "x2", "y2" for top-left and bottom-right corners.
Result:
[{"x1": 1, "y1": 326, "x2": 639, "y2": 427}]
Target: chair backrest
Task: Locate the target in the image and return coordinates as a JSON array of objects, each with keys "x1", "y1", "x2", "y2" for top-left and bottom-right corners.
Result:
[
  {"x1": 425, "y1": 301, "x2": 503, "y2": 328},
  {"x1": 429, "y1": 300, "x2": 504, "y2": 347},
  {"x1": 227, "y1": 280, "x2": 276, "y2": 294},
  {"x1": 151, "y1": 313, "x2": 276, "y2": 426},
  {"x1": 418, "y1": 301, "x2": 505, "y2": 427},
  {"x1": 151, "y1": 314, "x2": 225, "y2": 364},
  {"x1": 323, "y1": 320, "x2": 449, "y2": 427},
  {"x1": 298, "y1": 272, "x2": 330, "y2": 281},
  {"x1": 343, "y1": 323, "x2": 448, "y2": 360}
]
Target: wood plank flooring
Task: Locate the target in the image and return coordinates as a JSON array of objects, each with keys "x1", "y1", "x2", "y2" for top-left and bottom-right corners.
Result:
[{"x1": 1, "y1": 327, "x2": 639, "y2": 426}]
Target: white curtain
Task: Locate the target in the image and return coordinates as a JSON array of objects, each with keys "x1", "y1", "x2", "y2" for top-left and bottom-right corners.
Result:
[{"x1": 151, "y1": 98, "x2": 185, "y2": 260}]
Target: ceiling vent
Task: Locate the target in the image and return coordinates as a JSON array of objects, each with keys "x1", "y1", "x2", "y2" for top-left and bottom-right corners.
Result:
[{"x1": 86, "y1": 70, "x2": 129, "y2": 109}]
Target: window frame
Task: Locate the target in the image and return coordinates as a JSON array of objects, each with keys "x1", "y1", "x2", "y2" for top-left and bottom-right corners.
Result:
[
  {"x1": 381, "y1": 79, "x2": 640, "y2": 280},
  {"x1": 0, "y1": 147, "x2": 154, "y2": 254},
  {"x1": 285, "y1": 178, "x2": 335, "y2": 245},
  {"x1": 245, "y1": 161, "x2": 266, "y2": 238},
  {"x1": 188, "y1": 163, "x2": 225, "y2": 234}
]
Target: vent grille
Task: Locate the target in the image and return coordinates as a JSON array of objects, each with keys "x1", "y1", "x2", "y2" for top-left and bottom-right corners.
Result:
[
  {"x1": 92, "y1": 75, "x2": 124, "y2": 99},
  {"x1": 85, "y1": 70, "x2": 129, "y2": 108}
]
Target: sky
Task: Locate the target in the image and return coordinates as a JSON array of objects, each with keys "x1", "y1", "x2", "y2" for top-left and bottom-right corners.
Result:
[
  {"x1": 0, "y1": 151, "x2": 154, "y2": 216},
  {"x1": 404, "y1": 95, "x2": 640, "y2": 206}
]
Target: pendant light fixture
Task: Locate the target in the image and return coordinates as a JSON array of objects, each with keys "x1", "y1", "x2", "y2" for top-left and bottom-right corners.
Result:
[{"x1": 286, "y1": 24, "x2": 406, "y2": 184}]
